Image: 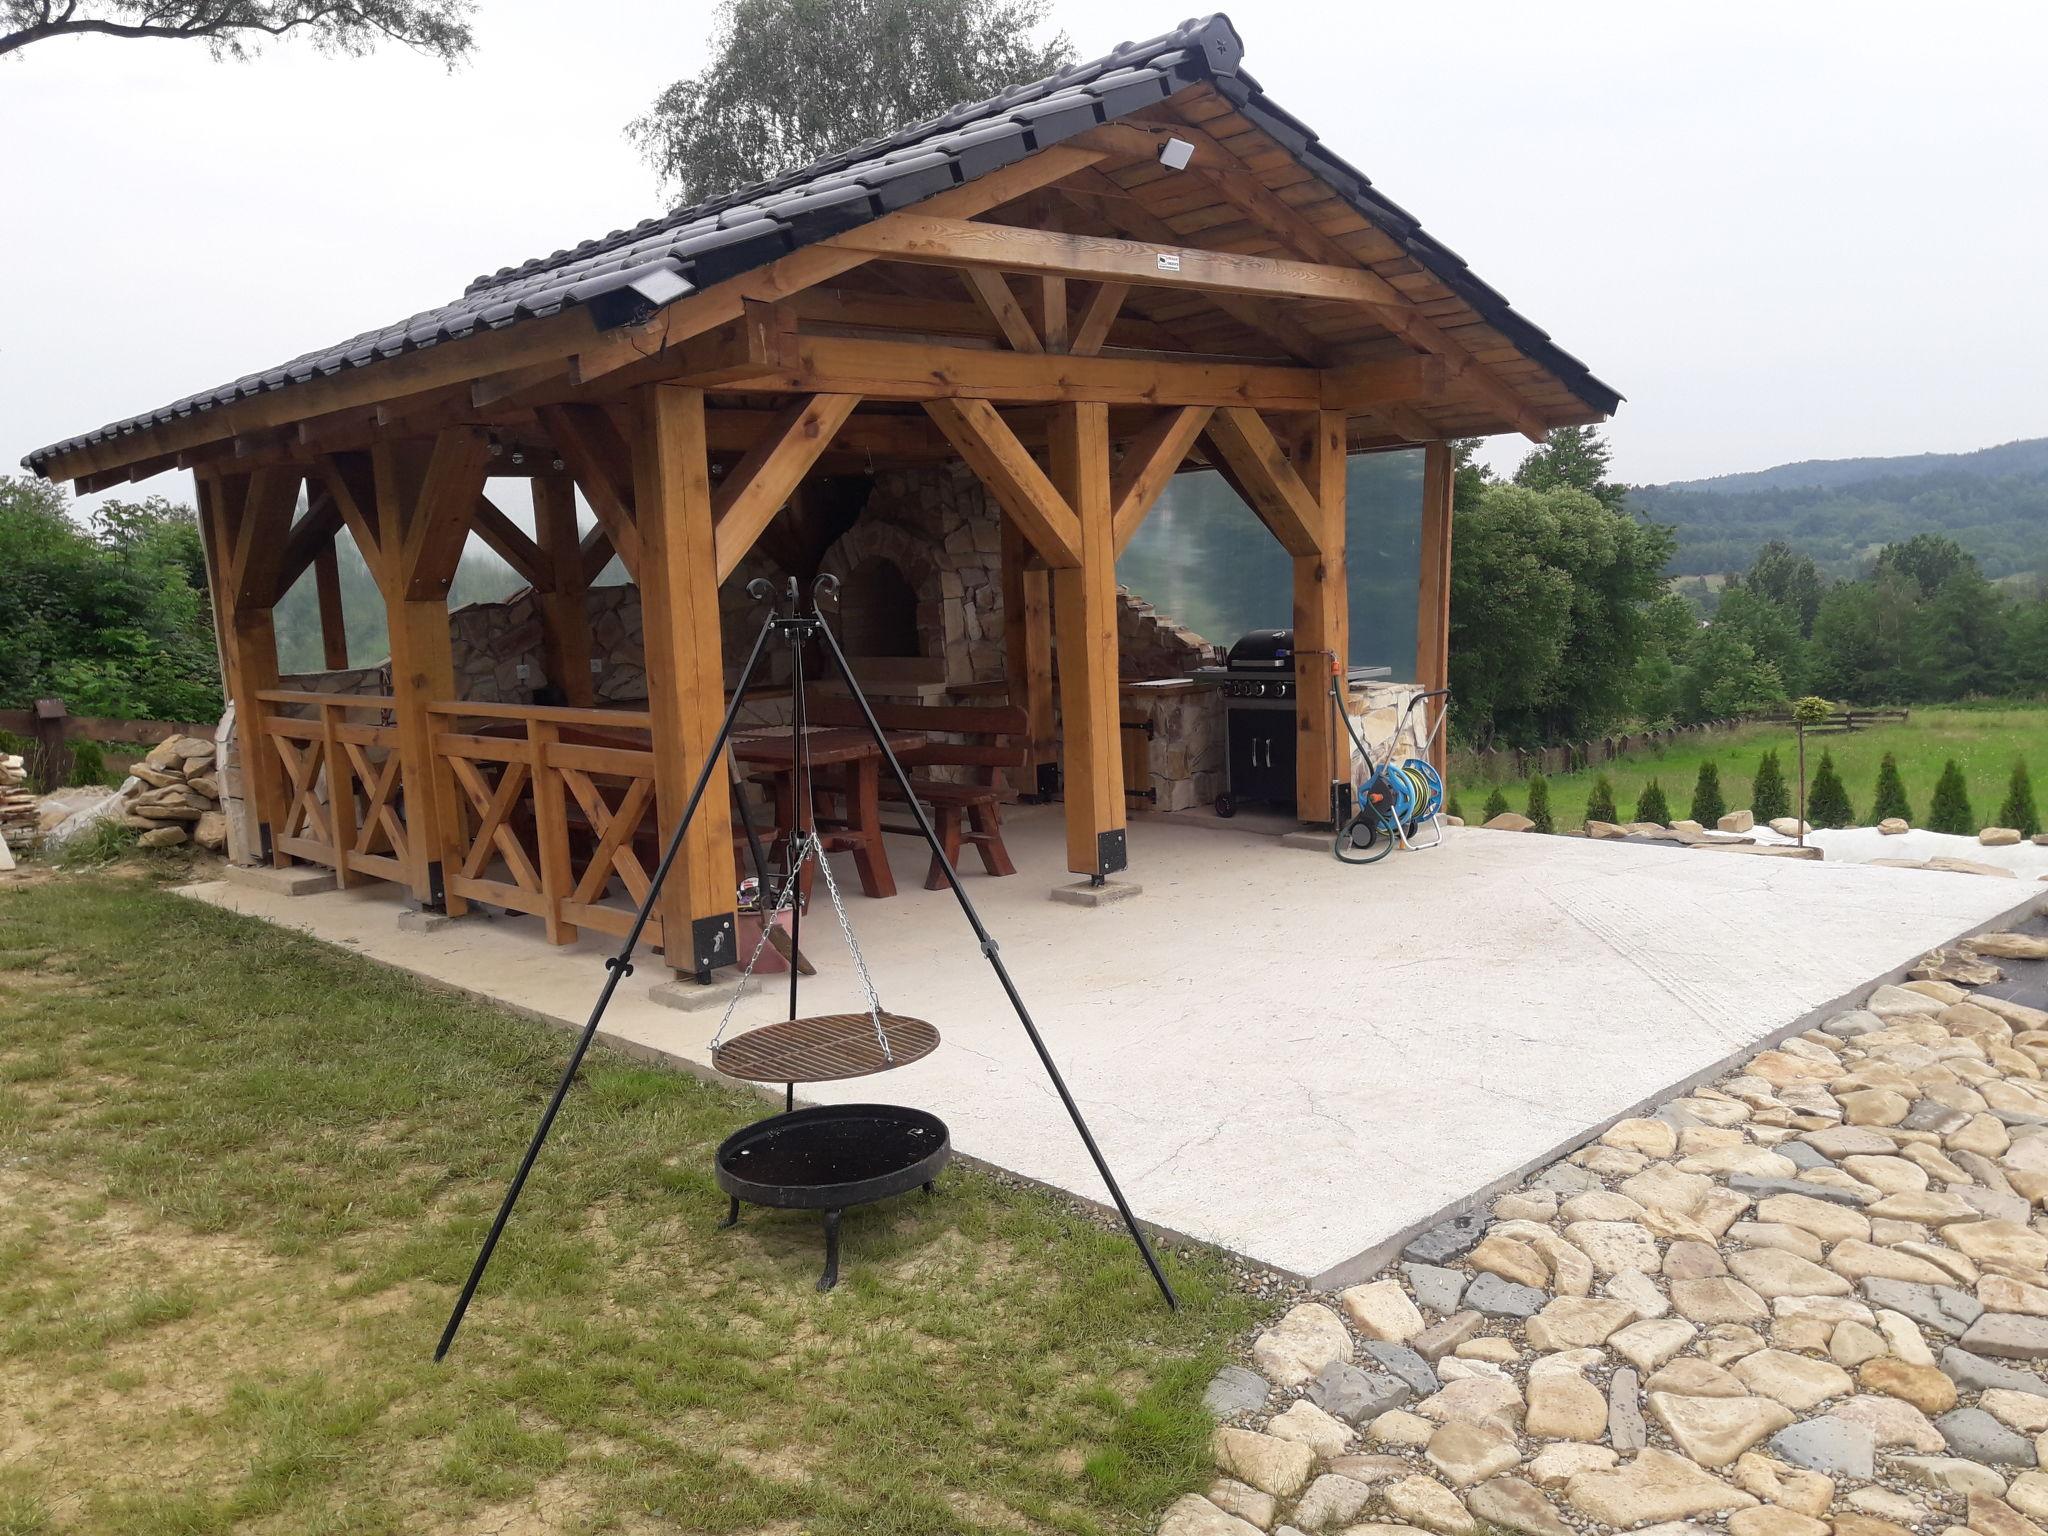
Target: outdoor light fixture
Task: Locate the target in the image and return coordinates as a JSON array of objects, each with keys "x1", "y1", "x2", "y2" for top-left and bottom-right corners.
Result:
[
  {"x1": 1158, "y1": 136, "x2": 1195, "y2": 171},
  {"x1": 582, "y1": 261, "x2": 692, "y2": 332}
]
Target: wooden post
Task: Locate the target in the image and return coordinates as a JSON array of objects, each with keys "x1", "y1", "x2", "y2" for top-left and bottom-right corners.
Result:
[
  {"x1": 1048, "y1": 402, "x2": 1126, "y2": 879},
  {"x1": 630, "y1": 383, "x2": 737, "y2": 977},
  {"x1": 1292, "y1": 410, "x2": 1349, "y2": 825},
  {"x1": 533, "y1": 473, "x2": 595, "y2": 706},
  {"x1": 999, "y1": 515, "x2": 1056, "y2": 794},
  {"x1": 29, "y1": 698, "x2": 71, "y2": 795},
  {"x1": 200, "y1": 470, "x2": 291, "y2": 862},
  {"x1": 1416, "y1": 440, "x2": 1456, "y2": 775},
  {"x1": 313, "y1": 540, "x2": 349, "y2": 671}
]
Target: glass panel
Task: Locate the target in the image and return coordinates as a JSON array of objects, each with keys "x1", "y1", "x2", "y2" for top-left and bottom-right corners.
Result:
[{"x1": 1115, "y1": 449, "x2": 1424, "y2": 676}]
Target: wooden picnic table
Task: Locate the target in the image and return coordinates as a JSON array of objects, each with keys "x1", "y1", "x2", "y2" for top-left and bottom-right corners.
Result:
[{"x1": 731, "y1": 726, "x2": 926, "y2": 900}]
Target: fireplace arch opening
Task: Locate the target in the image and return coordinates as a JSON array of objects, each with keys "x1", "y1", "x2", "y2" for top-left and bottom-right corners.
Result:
[{"x1": 837, "y1": 555, "x2": 922, "y2": 659}]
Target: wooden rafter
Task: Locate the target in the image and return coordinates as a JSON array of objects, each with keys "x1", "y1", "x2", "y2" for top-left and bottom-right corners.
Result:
[
  {"x1": 923, "y1": 398, "x2": 1081, "y2": 567},
  {"x1": 400, "y1": 428, "x2": 493, "y2": 600},
  {"x1": 710, "y1": 393, "x2": 860, "y2": 581},
  {"x1": 471, "y1": 493, "x2": 553, "y2": 592},
  {"x1": 275, "y1": 489, "x2": 343, "y2": 597},
  {"x1": 1201, "y1": 408, "x2": 1323, "y2": 558},
  {"x1": 538, "y1": 403, "x2": 641, "y2": 578},
  {"x1": 1111, "y1": 405, "x2": 1214, "y2": 556},
  {"x1": 960, "y1": 269, "x2": 1042, "y2": 352},
  {"x1": 1069, "y1": 281, "x2": 1129, "y2": 356}
]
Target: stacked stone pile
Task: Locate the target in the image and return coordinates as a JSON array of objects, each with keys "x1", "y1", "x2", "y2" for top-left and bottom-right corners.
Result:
[
  {"x1": 120, "y1": 736, "x2": 226, "y2": 851},
  {"x1": 1169, "y1": 917, "x2": 2048, "y2": 1536},
  {"x1": 1, "y1": 753, "x2": 35, "y2": 852}
]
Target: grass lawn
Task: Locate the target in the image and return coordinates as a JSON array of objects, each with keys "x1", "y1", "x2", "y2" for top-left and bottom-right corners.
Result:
[
  {"x1": 0, "y1": 872, "x2": 1255, "y2": 1536},
  {"x1": 1451, "y1": 704, "x2": 2048, "y2": 831}
]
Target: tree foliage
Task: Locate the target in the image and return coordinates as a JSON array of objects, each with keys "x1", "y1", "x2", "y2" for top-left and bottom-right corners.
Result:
[
  {"x1": 1585, "y1": 774, "x2": 1617, "y2": 825},
  {"x1": 1928, "y1": 759, "x2": 1975, "y2": 836},
  {"x1": 629, "y1": 0, "x2": 1073, "y2": 203},
  {"x1": 0, "y1": 476, "x2": 222, "y2": 720},
  {"x1": 1871, "y1": 753, "x2": 1912, "y2": 825},
  {"x1": 1511, "y1": 426, "x2": 1628, "y2": 511},
  {"x1": 1481, "y1": 785, "x2": 1510, "y2": 823},
  {"x1": 1689, "y1": 761, "x2": 1726, "y2": 826},
  {"x1": 1634, "y1": 778, "x2": 1671, "y2": 826},
  {"x1": 1999, "y1": 760, "x2": 2040, "y2": 839},
  {"x1": 1806, "y1": 749, "x2": 1853, "y2": 829},
  {"x1": 1751, "y1": 751, "x2": 1790, "y2": 823},
  {"x1": 1524, "y1": 773, "x2": 1553, "y2": 834},
  {"x1": 0, "y1": 0, "x2": 472, "y2": 62},
  {"x1": 1743, "y1": 542, "x2": 1825, "y2": 636}
]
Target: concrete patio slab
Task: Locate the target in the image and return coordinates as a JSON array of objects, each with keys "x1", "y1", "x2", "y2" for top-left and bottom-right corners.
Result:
[{"x1": 179, "y1": 811, "x2": 2037, "y2": 1288}]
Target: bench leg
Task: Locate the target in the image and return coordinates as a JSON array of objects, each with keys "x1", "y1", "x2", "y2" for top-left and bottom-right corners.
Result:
[
  {"x1": 968, "y1": 801, "x2": 1016, "y2": 878},
  {"x1": 925, "y1": 805, "x2": 963, "y2": 890}
]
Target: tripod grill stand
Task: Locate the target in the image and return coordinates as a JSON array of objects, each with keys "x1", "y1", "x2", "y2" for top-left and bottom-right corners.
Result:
[{"x1": 436, "y1": 577, "x2": 1176, "y2": 1360}]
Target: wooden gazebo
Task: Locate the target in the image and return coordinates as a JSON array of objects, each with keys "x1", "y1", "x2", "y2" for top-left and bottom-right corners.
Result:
[{"x1": 24, "y1": 15, "x2": 1618, "y2": 982}]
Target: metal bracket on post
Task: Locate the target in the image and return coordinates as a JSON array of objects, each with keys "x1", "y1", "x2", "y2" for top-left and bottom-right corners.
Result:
[
  {"x1": 1331, "y1": 780, "x2": 1352, "y2": 826},
  {"x1": 691, "y1": 913, "x2": 737, "y2": 978},
  {"x1": 257, "y1": 822, "x2": 274, "y2": 862},
  {"x1": 1095, "y1": 828, "x2": 1127, "y2": 877},
  {"x1": 1032, "y1": 761, "x2": 1062, "y2": 802},
  {"x1": 425, "y1": 860, "x2": 446, "y2": 914}
]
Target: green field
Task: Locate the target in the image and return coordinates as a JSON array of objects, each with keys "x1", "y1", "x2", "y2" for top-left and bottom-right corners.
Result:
[{"x1": 1451, "y1": 704, "x2": 2048, "y2": 831}]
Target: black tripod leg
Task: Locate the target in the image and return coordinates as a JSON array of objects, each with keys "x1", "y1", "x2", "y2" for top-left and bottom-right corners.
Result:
[
  {"x1": 813, "y1": 609, "x2": 1178, "y2": 1311},
  {"x1": 434, "y1": 604, "x2": 781, "y2": 1362}
]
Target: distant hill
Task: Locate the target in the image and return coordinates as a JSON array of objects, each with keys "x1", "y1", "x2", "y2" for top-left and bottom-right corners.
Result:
[{"x1": 1631, "y1": 436, "x2": 2048, "y2": 580}]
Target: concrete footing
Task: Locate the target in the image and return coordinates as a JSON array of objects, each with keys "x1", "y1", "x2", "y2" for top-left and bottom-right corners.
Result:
[
  {"x1": 222, "y1": 861, "x2": 335, "y2": 897},
  {"x1": 1048, "y1": 878, "x2": 1142, "y2": 907},
  {"x1": 397, "y1": 906, "x2": 462, "y2": 933},
  {"x1": 649, "y1": 976, "x2": 742, "y2": 1012}
]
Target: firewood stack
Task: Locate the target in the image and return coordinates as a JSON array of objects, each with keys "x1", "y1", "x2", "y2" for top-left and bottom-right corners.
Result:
[{"x1": 1, "y1": 753, "x2": 36, "y2": 853}]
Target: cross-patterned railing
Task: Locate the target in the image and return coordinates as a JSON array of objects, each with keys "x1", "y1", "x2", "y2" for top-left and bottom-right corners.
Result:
[
  {"x1": 254, "y1": 690, "x2": 409, "y2": 886},
  {"x1": 425, "y1": 701, "x2": 664, "y2": 949}
]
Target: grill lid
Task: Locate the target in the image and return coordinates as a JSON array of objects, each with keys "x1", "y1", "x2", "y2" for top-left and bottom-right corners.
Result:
[{"x1": 1226, "y1": 628, "x2": 1294, "y2": 670}]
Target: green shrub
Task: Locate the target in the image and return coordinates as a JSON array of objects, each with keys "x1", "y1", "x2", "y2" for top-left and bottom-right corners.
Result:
[
  {"x1": 1482, "y1": 785, "x2": 1510, "y2": 822},
  {"x1": 1525, "y1": 774, "x2": 1554, "y2": 834},
  {"x1": 1445, "y1": 792, "x2": 1463, "y2": 821},
  {"x1": 1689, "y1": 762, "x2": 1727, "y2": 826},
  {"x1": 1999, "y1": 760, "x2": 2040, "y2": 839},
  {"x1": 1870, "y1": 753, "x2": 1912, "y2": 825},
  {"x1": 0, "y1": 727, "x2": 27, "y2": 756},
  {"x1": 1634, "y1": 779, "x2": 1671, "y2": 825},
  {"x1": 1928, "y1": 759, "x2": 1975, "y2": 835},
  {"x1": 1806, "y1": 750, "x2": 1854, "y2": 829},
  {"x1": 66, "y1": 740, "x2": 109, "y2": 787},
  {"x1": 1584, "y1": 774, "x2": 1618, "y2": 825},
  {"x1": 1751, "y1": 751, "x2": 1790, "y2": 823}
]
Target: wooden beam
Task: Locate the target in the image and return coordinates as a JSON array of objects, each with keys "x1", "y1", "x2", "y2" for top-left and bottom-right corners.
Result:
[
  {"x1": 470, "y1": 493, "x2": 553, "y2": 592},
  {"x1": 1047, "y1": 402, "x2": 1126, "y2": 879},
  {"x1": 1320, "y1": 355, "x2": 1447, "y2": 411},
  {"x1": 1201, "y1": 408, "x2": 1323, "y2": 557},
  {"x1": 314, "y1": 453, "x2": 385, "y2": 576},
  {"x1": 275, "y1": 489, "x2": 343, "y2": 597},
  {"x1": 1417, "y1": 440, "x2": 1455, "y2": 775},
  {"x1": 229, "y1": 466, "x2": 303, "y2": 608},
  {"x1": 999, "y1": 515, "x2": 1055, "y2": 774},
  {"x1": 400, "y1": 428, "x2": 493, "y2": 601},
  {"x1": 960, "y1": 268, "x2": 1043, "y2": 353},
  {"x1": 630, "y1": 383, "x2": 737, "y2": 976},
  {"x1": 313, "y1": 541, "x2": 349, "y2": 671},
  {"x1": 538, "y1": 403, "x2": 641, "y2": 578},
  {"x1": 1036, "y1": 276, "x2": 1069, "y2": 352},
  {"x1": 710, "y1": 393, "x2": 860, "y2": 581},
  {"x1": 1293, "y1": 410, "x2": 1348, "y2": 824},
  {"x1": 1111, "y1": 405, "x2": 1213, "y2": 556},
  {"x1": 579, "y1": 524, "x2": 619, "y2": 586},
  {"x1": 1069, "y1": 281, "x2": 1129, "y2": 356},
  {"x1": 759, "y1": 333, "x2": 1322, "y2": 409},
  {"x1": 534, "y1": 473, "x2": 595, "y2": 707},
  {"x1": 922, "y1": 398, "x2": 1081, "y2": 568},
  {"x1": 199, "y1": 471, "x2": 288, "y2": 862}
]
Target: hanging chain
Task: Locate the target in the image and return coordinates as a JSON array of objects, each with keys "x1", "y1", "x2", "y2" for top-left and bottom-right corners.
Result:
[
  {"x1": 709, "y1": 839, "x2": 808, "y2": 1051},
  {"x1": 812, "y1": 831, "x2": 892, "y2": 1063}
]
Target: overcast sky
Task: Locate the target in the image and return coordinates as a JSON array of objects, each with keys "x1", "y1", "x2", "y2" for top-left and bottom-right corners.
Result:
[{"x1": 6, "y1": 0, "x2": 2045, "y2": 516}]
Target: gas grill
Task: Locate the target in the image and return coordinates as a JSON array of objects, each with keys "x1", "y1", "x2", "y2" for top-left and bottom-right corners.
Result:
[{"x1": 1193, "y1": 628, "x2": 1390, "y2": 818}]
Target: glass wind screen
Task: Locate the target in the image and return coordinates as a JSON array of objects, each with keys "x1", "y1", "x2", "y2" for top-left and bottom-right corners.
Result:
[{"x1": 1115, "y1": 449, "x2": 1424, "y2": 676}]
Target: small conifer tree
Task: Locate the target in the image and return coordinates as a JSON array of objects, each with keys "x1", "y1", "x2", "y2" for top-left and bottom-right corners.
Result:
[
  {"x1": 1525, "y1": 773, "x2": 1554, "y2": 834},
  {"x1": 1998, "y1": 760, "x2": 2040, "y2": 839},
  {"x1": 1690, "y1": 761, "x2": 1727, "y2": 826},
  {"x1": 1806, "y1": 750, "x2": 1853, "y2": 828},
  {"x1": 1928, "y1": 759, "x2": 1975, "y2": 835},
  {"x1": 1752, "y1": 751, "x2": 1790, "y2": 823},
  {"x1": 1585, "y1": 774, "x2": 1618, "y2": 825},
  {"x1": 1445, "y1": 792, "x2": 1464, "y2": 821},
  {"x1": 1482, "y1": 785, "x2": 1510, "y2": 822},
  {"x1": 1634, "y1": 779, "x2": 1672, "y2": 825},
  {"x1": 1870, "y1": 753, "x2": 1912, "y2": 825}
]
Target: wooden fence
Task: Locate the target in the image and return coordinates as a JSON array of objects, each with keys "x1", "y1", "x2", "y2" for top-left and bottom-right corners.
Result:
[
  {"x1": 1449, "y1": 718, "x2": 1746, "y2": 785},
  {"x1": 0, "y1": 698, "x2": 220, "y2": 792}
]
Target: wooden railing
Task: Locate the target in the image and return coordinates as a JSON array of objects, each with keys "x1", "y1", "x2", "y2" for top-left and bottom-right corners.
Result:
[
  {"x1": 253, "y1": 690, "x2": 409, "y2": 886},
  {"x1": 425, "y1": 700, "x2": 663, "y2": 949}
]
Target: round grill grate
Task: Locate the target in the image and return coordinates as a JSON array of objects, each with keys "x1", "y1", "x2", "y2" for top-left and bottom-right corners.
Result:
[{"x1": 711, "y1": 1013, "x2": 940, "y2": 1083}]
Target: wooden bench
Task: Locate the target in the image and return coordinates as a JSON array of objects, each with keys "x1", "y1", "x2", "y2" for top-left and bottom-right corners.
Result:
[{"x1": 804, "y1": 696, "x2": 1029, "y2": 890}]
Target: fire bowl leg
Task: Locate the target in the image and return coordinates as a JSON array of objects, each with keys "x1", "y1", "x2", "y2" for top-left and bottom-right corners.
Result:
[
  {"x1": 818, "y1": 1208, "x2": 843, "y2": 1292},
  {"x1": 717, "y1": 1196, "x2": 741, "y2": 1230}
]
